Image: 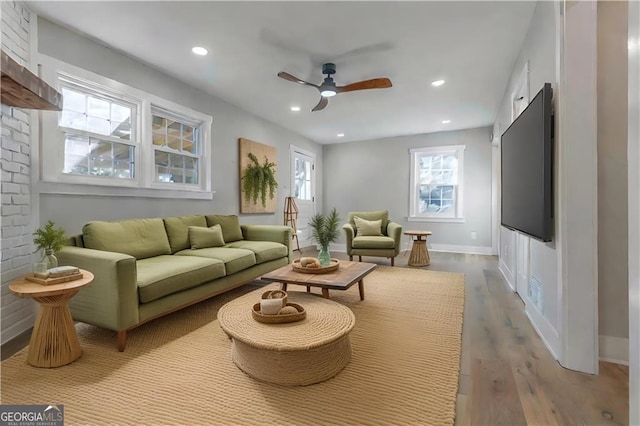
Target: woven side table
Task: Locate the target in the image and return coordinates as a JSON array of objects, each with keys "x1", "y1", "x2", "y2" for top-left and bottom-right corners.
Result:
[
  {"x1": 404, "y1": 230, "x2": 432, "y2": 267},
  {"x1": 9, "y1": 270, "x2": 94, "y2": 368},
  {"x1": 218, "y1": 291, "x2": 355, "y2": 386}
]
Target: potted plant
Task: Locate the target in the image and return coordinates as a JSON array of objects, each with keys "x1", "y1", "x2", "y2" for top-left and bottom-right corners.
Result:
[
  {"x1": 33, "y1": 220, "x2": 68, "y2": 269},
  {"x1": 309, "y1": 208, "x2": 341, "y2": 266},
  {"x1": 242, "y1": 152, "x2": 278, "y2": 207}
]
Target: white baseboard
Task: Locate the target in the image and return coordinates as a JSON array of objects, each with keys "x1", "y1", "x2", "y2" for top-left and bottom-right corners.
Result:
[
  {"x1": 599, "y1": 335, "x2": 629, "y2": 365},
  {"x1": 525, "y1": 303, "x2": 561, "y2": 361},
  {"x1": 1, "y1": 315, "x2": 35, "y2": 345},
  {"x1": 429, "y1": 244, "x2": 493, "y2": 255},
  {"x1": 498, "y1": 258, "x2": 516, "y2": 291}
]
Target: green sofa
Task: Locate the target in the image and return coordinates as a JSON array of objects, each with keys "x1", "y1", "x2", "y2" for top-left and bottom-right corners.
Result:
[{"x1": 57, "y1": 214, "x2": 292, "y2": 351}]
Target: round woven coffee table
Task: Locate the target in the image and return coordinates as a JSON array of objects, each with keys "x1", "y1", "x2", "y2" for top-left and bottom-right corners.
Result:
[{"x1": 218, "y1": 291, "x2": 355, "y2": 386}]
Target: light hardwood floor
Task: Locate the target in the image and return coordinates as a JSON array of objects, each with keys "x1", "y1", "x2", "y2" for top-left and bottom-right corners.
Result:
[
  {"x1": 306, "y1": 248, "x2": 629, "y2": 426},
  {"x1": 2, "y1": 248, "x2": 629, "y2": 425}
]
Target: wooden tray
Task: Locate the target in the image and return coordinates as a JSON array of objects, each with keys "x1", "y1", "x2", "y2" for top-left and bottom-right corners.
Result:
[
  {"x1": 25, "y1": 272, "x2": 83, "y2": 286},
  {"x1": 252, "y1": 302, "x2": 306, "y2": 324},
  {"x1": 291, "y1": 258, "x2": 339, "y2": 274}
]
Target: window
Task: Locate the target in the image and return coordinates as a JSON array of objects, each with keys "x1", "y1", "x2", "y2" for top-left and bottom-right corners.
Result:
[
  {"x1": 151, "y1": 109, "x2": 200, "y2": 186},
  {"x1": 39, "y1": 56, "x2": 213, "y2": 199},
  {"x1": 409, "y1": 145, "x2": 465, "y2": 222},
  {"x1": 58, "y1": 80, "x2": 138, "y2": 180}
]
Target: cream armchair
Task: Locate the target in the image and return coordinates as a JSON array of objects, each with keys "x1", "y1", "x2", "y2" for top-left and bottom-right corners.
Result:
[{"x1": 342, "y1": 210, "x2": 403, "y2": 266}]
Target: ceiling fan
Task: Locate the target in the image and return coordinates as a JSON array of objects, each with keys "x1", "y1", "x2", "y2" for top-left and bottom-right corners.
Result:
[{"x1": 277, "y1": 63, "x2": 392, "y2": 112}]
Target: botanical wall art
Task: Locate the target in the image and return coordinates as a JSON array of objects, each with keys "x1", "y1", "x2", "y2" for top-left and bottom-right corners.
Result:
[{"x1": 239, "y1": 138, "x2": 278, "y2": 214}]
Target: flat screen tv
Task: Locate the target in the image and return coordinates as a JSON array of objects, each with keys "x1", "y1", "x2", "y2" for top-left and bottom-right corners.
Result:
[{"x1": 501, "y1": 82, "x2": 553, "y2": 242}]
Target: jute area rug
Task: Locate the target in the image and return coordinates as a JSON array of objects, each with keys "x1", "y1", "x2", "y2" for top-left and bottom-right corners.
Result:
[{"x1": 1, "y1": 266, "x2": 465, "y2": 426}]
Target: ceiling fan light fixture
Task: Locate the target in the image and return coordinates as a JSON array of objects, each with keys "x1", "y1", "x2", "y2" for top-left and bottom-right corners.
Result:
[
  {"x1": 191, "y1": 46, "x2": 208, "y2": 56},
  {"x1": 320, "y1": 88, "x2": 337, "y2": 97}
]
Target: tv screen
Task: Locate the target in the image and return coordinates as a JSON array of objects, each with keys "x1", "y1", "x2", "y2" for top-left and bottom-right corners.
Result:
[{"x1": 501, "y1": 83, "x2": 553, "y2": 242}]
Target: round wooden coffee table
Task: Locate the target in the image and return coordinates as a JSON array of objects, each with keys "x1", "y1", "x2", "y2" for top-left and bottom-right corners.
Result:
[
  {"x1": 404, "y1": 230, "x2": 432, "y2": 266},
  {"x1": 218, "y1": 291, "x2": 355, "y2": 386},
  {"x1": 9, "y1": 270, "x2": 94, "y2": 368}
]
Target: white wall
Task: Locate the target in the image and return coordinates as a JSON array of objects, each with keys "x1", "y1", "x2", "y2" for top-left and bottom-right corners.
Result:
[
  {"x1": 323, "y1": 127, "x2": 493, "y2": 254},
  {"x1": 494, "y1": 1, "x2": 560, "y2": 352},
  {"x1": 627, "y1": 1, "x2": 640, "y2": 422},
  {"x1": 35, "y1": 18, "x2": 323, "y2": 237},
  {"x1": 597, "y1": 1, "x2": 629, "y2": 365},
  {"x1": 0, "y1": 1, "x2": 38, "y2": 344}
]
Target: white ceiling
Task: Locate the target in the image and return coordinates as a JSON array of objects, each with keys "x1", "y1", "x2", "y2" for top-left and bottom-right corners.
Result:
[{"x1": 27, "y1": 1, "x2": 537, "y2": 144}]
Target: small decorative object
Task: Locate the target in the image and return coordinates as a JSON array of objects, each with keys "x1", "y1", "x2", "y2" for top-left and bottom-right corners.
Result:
[
  {"x1": 33, "y1": 220, "x2": 67, "y2": 270},
  {"x1": 292, "y1": 258, "x2": 340, "y2": 274},
  {"x1": 242, "y1": 152, "x2": 278, "y2": 208},
  {"x1": 309, "y1": 208, "x2": 341, "y2": 266},
  {"x1": 252, "y1": 302, "x2": 306, "y2": 324},
  {"x1": 252, "y1": 290, "x2": 306, "y2": 323}
]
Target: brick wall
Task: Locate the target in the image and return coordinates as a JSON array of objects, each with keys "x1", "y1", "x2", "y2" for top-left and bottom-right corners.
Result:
[{"x1": 1, "y1": 1, "x2": 36, "y2": 344}]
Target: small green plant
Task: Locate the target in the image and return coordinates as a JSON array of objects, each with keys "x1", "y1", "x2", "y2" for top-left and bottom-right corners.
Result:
[
  {"x1": 33, "y1": 220, "x2": 67, "y2": 253},
  {"x1": 309, "y1": 208, "x2": 341, "y2": 249},
  {"x1": 242, "y1": 153, "x2": 278, "y2": 207}
]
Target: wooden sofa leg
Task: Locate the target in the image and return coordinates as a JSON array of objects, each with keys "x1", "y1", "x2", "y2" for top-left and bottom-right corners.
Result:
[
  {"x1": 117, "y1": 330, "x2": 127, "y2": 352},
  {"x1": 349, "y1": 255, "x2": 353, "y2": 261},
  {"x1": 358, "y1": 256, "x2": 362, "y2": 262},
  {"x1": 391, "y1": 257, "x2": 395, "y2": 267}
]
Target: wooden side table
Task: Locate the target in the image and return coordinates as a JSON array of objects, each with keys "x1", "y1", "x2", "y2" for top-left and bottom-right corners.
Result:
[
  {"x1": 404, "y1": 230, "x2": 432, "y2": 267},
  {"x1": 9, "y1": 270, "x2": 94, "y2": 368}
]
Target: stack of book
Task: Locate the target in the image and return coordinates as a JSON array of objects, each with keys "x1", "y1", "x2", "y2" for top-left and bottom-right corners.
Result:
[{"x1": 28, "y1": 266, "x2": 82, "y2": 285}]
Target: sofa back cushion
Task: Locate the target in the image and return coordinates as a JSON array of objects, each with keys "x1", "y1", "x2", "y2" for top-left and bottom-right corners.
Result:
[
  {"x1": 163, "y1": 215, "x2": 207, "y2": 253},
  {"x1": 348, "y1": 210, "x2": 389, "y2": 236},
  {"x1": 83, "y1": 218, "x2": 171, "y2": 260},
  {"x1": 205, "y1": 215, "x2": 243, "y2": 243}
]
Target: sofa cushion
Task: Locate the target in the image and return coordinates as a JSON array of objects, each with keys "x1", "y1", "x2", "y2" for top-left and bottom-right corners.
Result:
[
  {"x1": 352, "y1": 236, "x2": 396, "y2": 249},
  {"x1": 176, "y1": 247, "x2": 256, "y2": 275},
  {"x1": 164, "y1": 215, "x2": 207, "y2": 253},
  {"x1": 136, "y1": 255, "x2": 226, "y2": 303},
  {"x1": 189, "y1": 225, "x2": 225, "y2": 249},
  {"x1": 353, "y1": 216, "x2": 383, "y2": 236},
  {"x1": 205, "y1": 215, "x2": 243, "y2": 243},
  {"x1": 224, "y1": 240, "x2": 288, "y2": 264},
  {"x1": 348, "y1": 210, "x2": 389, "y2": 236},
  {"x1": 83, "y1": 218, "x2": 171, "y2": 260}
]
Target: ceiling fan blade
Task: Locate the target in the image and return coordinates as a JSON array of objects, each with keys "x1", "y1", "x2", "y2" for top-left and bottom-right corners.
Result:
[
  {"x1": 337, "y1": 78, "x2": 393, "y2": 93},
  {"x1": 311, "y1": 97, "x2": 329, "y2": 112},
  {"x1": 277, "y1": 72, "x2": 319, "y2": 88}
]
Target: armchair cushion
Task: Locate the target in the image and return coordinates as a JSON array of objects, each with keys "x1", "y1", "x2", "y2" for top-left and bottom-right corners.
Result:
[
  {"x1": 353, "y1": 216, "x2": 383, "y2": 236},
  {"x1": 348, "y1": 210, "x2": 389, "y2": 235},
  {"x1": 352, "y1": 236, "x2": 396, "y2": 249}
]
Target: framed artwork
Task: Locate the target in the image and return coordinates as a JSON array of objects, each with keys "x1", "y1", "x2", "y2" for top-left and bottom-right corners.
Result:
[{"x1": 239, "y1": 138, "x2": 277, "y2": 214}]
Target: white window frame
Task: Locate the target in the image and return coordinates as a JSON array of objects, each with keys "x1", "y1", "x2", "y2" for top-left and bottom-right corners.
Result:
[
  {"x1": 37, "y1": 54, "x2": 213, "y2": 200},
  {"x1": 408, "y1": 145, "x2": 465, "y2": 223}
]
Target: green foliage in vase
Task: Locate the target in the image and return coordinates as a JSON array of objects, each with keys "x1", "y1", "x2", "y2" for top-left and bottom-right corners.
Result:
[
  {"x1": 309, "y1": 208, "x2": 341, "y2": 248},
  {"x1": 242, "y1": 152, "x2": 278, "y2": 207},
  {"x1": 33, "y1": 220, "x2": 67, "y2": 253}
]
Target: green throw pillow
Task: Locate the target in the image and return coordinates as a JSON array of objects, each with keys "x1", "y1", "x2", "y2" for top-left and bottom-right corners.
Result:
[
  {"x1": 189, "y1": 225, "x2": 225, "y2": 249},
  {"x1": 354, "y1": 216, "x2": 383, "y2": 236}
]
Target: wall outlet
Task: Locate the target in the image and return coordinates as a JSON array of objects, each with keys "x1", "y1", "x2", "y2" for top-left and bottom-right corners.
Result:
[{"x1": 471, "y1": 231, "x2": 477, "y2": 240}]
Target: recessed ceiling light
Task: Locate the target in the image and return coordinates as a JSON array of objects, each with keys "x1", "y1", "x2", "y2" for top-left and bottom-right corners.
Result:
[
  {"x1": 290, "y1": 106, "x2": 301, "y2": 112},
  {"x1": 191, "y1": 46, "x2": 208, "y2": 56},
  {"x1": 431, "y1": 79, "x2": 445, "y2": 87},
  {"x1": 442, "y1": 120, "x2": 451, "y2": 124},
  {"x1": 337, "y1": 133, "x2": 345, "y2": 138}
]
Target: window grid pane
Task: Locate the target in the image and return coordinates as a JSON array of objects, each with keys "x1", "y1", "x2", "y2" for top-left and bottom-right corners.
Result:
[
  {"x1": 59, "y1": 87, "x2": 134, "y2": 142},
  {"x1": 151, "y1": 114, "x2": 199, "y2": 156},
  {"x1": 154, "y1": 150, "x2": 199, "y2": 185},
  {"x1": 63, "y1": 134, "x2": 135, "y2": 179},
  {"x1": 414, "y1": 151, "x2": 460, "y2": 217}
]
